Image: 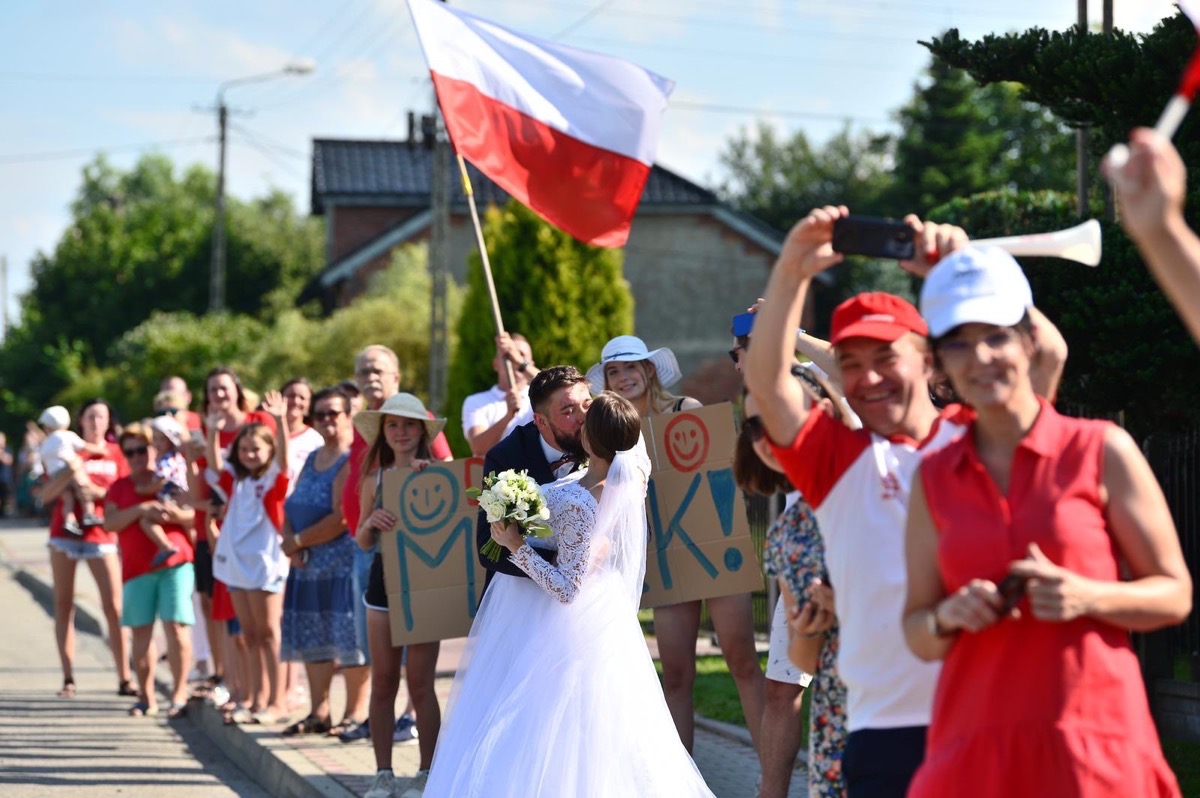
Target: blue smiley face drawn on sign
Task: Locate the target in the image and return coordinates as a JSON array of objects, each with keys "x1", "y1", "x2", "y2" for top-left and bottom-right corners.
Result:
[{"x1": 398, "y1": 466, "x2": 460, "y2": 535}]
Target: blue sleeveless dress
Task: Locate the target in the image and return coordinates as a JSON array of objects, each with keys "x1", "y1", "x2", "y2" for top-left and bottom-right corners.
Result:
[{"x1": 280, "y1": 449, "x2": 366, "y2": 665}]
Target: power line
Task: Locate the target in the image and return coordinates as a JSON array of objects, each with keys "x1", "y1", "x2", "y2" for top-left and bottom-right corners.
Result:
[
  {"x1": 0, "y1": 137, "x2": 215, "y2": 165},
  {"x1": 670, "y1": 100, "x2": 889, "y2": 125},
  {"x1": 0, "y1": 71, "x2": 223, "y2": 83},
  {"x1": 550, "y1": 0, "x2": 620, "y2": 39}
]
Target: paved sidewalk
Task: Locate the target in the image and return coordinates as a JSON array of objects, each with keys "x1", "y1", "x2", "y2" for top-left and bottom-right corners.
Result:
[{"x1": 1, "y1": 518, "x2": 807, "y2": 797}]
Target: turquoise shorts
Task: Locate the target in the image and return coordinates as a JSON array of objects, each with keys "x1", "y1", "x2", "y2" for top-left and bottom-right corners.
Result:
[{"x1": 122, "y1": 563, "x2": 196, "y2": 628}]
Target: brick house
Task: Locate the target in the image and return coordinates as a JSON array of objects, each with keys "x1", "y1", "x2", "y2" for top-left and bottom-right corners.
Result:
[{"x1": 300, "y1": 136, "x2": 829, "y2": 402}]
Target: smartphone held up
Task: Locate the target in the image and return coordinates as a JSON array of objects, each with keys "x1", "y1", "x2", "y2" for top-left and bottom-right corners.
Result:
[{"x1": 831, "y1": 215, "x2": 916, "y2": 261}]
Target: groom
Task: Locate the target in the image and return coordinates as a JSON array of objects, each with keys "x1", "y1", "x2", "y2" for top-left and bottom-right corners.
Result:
[{"x1": 475, "y1": 365, "x2": 592, "y2": 587}]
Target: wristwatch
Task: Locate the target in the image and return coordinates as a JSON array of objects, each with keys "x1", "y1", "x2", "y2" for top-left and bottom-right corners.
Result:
[
  {"x1": 925, "y1": 605, "x2": 951, "y2": 638},
  {"x1": 518, "y1": 360, "x2": 531, "y2": 373}
]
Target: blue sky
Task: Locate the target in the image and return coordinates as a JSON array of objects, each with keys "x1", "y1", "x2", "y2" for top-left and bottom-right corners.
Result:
[{"x1": 0, "y1": 0, "x2": 1179, "y2": 327}]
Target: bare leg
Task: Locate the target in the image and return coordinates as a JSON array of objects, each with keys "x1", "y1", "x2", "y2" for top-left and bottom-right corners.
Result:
[
  {"x1": 130, "y1": 625, "x2": 159, "y2": 712},
  {"x1": 304, "y1": 661, "x2": 335, "y2": 724},
  {"x1": 759, "y1": 679, "x2": 805, "y2": 798},
  {"x1": 342, "y1": 664, "x2": 371, "y2": 723},
  {"x1": 49, "y1": 548, "x2": 79, "y2": 690},
  {"x1": 199, "y1": 592, "x2": 225, "y2": 683},
  {"x1": 653, "y1": 600, "x2": 702, "y2": 752},
  {"x1": 138, "y1": 517, "x2": 176, "y2": 554},
  {"x1": 229, "y1": 590, "x2": 265, "y2": 711},
  {"x1": 405, "y1": 641, "x2": 441, "y2": 770},
  {"x1": 86, "y1": 552, "x2": 132, "y2": 684},
  {"x1": 367, "y1": 609, "x2": 402, "y2": 771},
  {"x1": 708, "y1": 592, "x2": 765, "y2": 751},
  {"x1": 225, "y1": 627, "x2": 250, "y2": 706},
  {"x1": 162, "y1": 621, "x2": 193, "y2": 706}
]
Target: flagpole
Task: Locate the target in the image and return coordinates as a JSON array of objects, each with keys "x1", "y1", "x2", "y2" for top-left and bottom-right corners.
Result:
[{"x1": 456, "y1": 153, "x2": 518, "y2": 387}]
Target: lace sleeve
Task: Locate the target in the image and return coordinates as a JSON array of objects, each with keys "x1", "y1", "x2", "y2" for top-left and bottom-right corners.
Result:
[{"x1": 511, "y1": 498, "x2": 595, "y2": 604}]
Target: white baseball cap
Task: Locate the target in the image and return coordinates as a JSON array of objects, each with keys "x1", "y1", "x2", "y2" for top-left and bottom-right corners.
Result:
[
  {"x1": 149, "y1": 415, "x2": 185, "y2": 447},
  {"x1": 38, "y1": 405, "x2": 70, "y2": 430},
  {"x1": 919, "y1": 246, "x2": 1033, "y2": 338}
]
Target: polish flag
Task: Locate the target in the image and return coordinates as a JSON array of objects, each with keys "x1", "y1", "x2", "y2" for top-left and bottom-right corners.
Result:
[
  {"x1": 407, "y1": 0, "x2": 674, "y2": 248},
  {"x1": 1179, "y1": 0, "x2": 1200, "y2": 100}
]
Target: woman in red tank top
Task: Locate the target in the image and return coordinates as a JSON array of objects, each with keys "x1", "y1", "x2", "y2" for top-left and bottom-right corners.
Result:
[{"x1": 901, "y1": 247, "x2": 1190, "y2": 797}]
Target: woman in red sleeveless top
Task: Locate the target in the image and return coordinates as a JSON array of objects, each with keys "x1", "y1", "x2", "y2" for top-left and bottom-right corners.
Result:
[{"x1": 901, "y1": 247, "x2": 1190, "y2": 797}]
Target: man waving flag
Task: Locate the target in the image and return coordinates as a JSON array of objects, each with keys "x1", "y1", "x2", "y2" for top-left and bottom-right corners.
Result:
[{"x1": 407, "y1": 0, "x2": 674, "y2": 248}]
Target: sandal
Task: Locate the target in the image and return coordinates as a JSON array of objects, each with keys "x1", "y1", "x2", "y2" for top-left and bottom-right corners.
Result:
[
  {"x1": 327, "y1": 717, "x2": 355, "y2": 736},
  {"x1": 117, "y1": 679, "x2": 138, "y2": 697},
  {"x1": 223, "y1": 704, "x2": 252, "y2": 725},
  {"x1": 166, "y1": 702, "x2": 188, "y2": 720},
  {"x1": 128, "y1": 701, "x2": 159, "y2": 717},
  {"x1": 282, "y1": 715, "x2": 331, "y2": 736},
  {"x1": 57, "y1": 679, "x2": 76, "y2": 698}
]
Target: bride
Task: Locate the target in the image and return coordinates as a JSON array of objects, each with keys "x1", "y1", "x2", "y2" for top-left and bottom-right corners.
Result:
[{"x1": 423, "y1": 392, "x2": 716, "y2": 798}]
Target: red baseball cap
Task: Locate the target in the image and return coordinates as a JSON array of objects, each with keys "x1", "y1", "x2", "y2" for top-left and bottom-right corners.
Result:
[{"x1": 830, "y1": 292, "x2": 928, "y2": 345}]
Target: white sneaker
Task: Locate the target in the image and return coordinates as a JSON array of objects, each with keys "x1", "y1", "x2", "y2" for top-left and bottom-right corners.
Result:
[
  {"x1": 399, "y1": 769, "x2": 429, "y2": 798},
  {"x1": 364, "y1": 770, "x2": 396, "y2": 798}
]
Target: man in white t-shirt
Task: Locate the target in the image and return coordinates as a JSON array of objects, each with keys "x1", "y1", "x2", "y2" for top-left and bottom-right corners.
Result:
[
  {"x1": 745, "y1": 206, "x2": 1065, "y2": 798},
  {"x1": 462, "y1": 332, "x2": 538, "y2": 456}
]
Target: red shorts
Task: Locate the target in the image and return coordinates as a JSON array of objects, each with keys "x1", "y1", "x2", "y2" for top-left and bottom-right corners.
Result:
[{"x1": 211, "y1": 580, "x2": 236, "y2": 622}]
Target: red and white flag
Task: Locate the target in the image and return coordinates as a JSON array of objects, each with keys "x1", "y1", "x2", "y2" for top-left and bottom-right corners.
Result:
[
  {"x1": 1179, "y1": 0, "x2": 1200, "y2": 100},
  {"x1": 407, "y1": 0, "x2": 674, "y2": 248}
]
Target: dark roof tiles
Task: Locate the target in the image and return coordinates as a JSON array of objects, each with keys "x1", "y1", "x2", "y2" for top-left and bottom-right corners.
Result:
[{"x1": 312, "y1": 138, "x2": 716, "y2": 214}]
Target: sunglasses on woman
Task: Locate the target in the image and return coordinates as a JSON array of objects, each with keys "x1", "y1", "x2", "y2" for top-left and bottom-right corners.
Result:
[{"x1": 122, "y1": 445, "x2": 149, "y2": 458}]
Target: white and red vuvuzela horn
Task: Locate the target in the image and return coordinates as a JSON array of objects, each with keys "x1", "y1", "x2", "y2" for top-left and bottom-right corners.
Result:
[{"x1": 973, "y1": 219, "x2": 1102, "y2": 267}]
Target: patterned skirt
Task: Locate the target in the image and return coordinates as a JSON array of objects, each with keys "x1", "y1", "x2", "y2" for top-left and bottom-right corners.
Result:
[{"x1": 280, "y1": 532, "x2": 367, "y2": 666}]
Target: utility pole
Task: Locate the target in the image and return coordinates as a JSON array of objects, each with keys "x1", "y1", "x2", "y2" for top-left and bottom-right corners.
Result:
[
  {"x1": 428, "y1": 106, "x2": 451, "y2": 414},
  {"x1": 210, "y1": 101, "x2": 229, "y2": 312},
  {"x1": 0, "y1": 255, "x2": 8, "y2": 339},
  {"x1": 204, "y1": 62, "x2": 315, "y2": 313},
  {"x1": 1102, "y1": 0, "x2": 1115, "y2": 222},
  {"x1": 1076, "y1": 0, "x2": 1090, "y2": 217}
]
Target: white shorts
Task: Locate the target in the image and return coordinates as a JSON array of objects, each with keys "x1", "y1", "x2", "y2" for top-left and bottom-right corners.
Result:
[{"x1": 765, "y1": 597, "x2": 813, "y2": 687}]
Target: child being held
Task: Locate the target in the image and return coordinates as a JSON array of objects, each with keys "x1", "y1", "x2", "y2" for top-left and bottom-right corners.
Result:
[
  {"x1": 37, "y1": 405, "x2": 106, "y2": 536},
  {"x1": 142, "y1": 415, "x2": 190, "y2": 568}
]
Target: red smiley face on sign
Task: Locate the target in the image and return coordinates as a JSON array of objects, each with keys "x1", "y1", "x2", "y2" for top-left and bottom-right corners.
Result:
[{"x1": 663, "y1": 413, "x2": 709, "y2": 472}]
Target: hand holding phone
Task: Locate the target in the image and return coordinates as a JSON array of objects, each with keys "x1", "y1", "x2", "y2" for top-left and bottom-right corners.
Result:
[
  {"x1": 831, "y1": 215, "x2": 916, "y2": 260},
  {"x1": 996, "y1": 572, "x2": 1029, "y2": 615}
]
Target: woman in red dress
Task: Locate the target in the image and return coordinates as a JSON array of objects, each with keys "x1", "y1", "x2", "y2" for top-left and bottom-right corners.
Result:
[{"x1": 902, "y1": 246, "x2": 1190, "y2": 797}]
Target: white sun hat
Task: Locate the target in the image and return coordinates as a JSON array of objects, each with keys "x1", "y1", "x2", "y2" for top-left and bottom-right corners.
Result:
[
  {"x1": 352, "y1": 392, "x2": 446, "y2": 446},
  {"x1": 586, "y1": 335, "x2": 683, "y2": 395},
  {"x1": 920, "y1": 246, "x2": 1034, "y2": 338}
]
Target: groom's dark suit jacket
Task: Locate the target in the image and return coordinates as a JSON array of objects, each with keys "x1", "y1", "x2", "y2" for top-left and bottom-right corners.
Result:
[{"x1": 476, "y1": 421, "x2": 561, "y2": 587}]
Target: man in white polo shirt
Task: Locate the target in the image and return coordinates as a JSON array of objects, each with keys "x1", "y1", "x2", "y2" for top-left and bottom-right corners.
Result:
[
  {"x1": 745, "y1": 205, "x2": 1064, "y2": 798},
  {"x1": 462, "y1": 332, "x2": 538, "y2": 456}
]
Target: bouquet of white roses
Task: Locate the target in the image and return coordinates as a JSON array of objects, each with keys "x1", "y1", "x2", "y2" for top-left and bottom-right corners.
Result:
[{"x1": 468, "y1": 469, "x2": 552, "y2": 562}]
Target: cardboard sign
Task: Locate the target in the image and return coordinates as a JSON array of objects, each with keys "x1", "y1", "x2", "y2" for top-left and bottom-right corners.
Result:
[
  {"x1": 378, "y1": 458, "x2": 486, "y2": 646},
  {"x1": 378, "y1": 403, "x2": 763, "y2": 641},
  {"x1": 639, "y1": 402, "x2": 764, "y2": 608}
]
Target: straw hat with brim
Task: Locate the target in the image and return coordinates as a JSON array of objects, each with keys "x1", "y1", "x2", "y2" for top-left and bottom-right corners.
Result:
[
  {"x1": 353, "y1": 392, "x2": 446, "y2": 446},
  {"x1": 586, "y1": 335, "x2": 683, "y2": 395}
]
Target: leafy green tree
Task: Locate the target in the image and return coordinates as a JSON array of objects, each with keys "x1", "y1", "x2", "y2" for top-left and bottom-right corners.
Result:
[
  {"x1": 444, "y1": 200, "x2": 634, "y2": 455},
  {"x1": 50, "y1": 245, "x2": 459, "y2": 431},
  {"x1": 889, "y1": 61, "x2": 1075, "y2": 214},
  {"x1": 921, "y1": 10, "x2": 1200, "y2": 433},
  {"x1": 0, "y1": 152, "x2": 324, "y2": 438},
  {"x1": 718, "y1": 122, "x2": 891, "y2": 233}
]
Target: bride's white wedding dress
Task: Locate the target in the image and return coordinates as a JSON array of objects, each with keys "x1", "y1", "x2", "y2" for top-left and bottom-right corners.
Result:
[{"x1": 423, "y1": 450, "x2": 716, "y2": 798}]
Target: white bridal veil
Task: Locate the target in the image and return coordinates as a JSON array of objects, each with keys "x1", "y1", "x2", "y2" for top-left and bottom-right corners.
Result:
[{"x1": 590, "y1": 434, "x2": 653, "y2": 609}]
